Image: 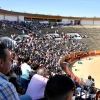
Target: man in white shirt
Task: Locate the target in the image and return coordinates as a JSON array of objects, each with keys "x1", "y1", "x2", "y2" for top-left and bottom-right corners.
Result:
[
  {"x1": 85, "y1": 75, "x2": 93, "y2": 87},
  {"x1": 26, "y1": 68, "x2": 48, "y2": 100}
]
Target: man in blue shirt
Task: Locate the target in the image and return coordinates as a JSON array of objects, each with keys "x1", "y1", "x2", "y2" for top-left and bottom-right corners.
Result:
[
  {"x1": 0, "y1": 42, "x2": 32, "y2": 100},
  {"x1": 0, "y1": 43, "x2": 20, "y2": 100}
]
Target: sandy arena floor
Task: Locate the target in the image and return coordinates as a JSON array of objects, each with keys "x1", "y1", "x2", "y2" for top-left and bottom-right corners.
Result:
[{"x1": 71, "y1": 56, "x2": 100, "y2": 88}]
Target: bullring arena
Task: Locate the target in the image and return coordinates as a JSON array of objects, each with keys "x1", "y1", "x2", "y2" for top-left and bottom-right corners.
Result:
[
  {"x1": 72, "y1": 56, "x2": 100, "y2": 88},
  {"x1": 1, "y1": 7, "x2": 100, "y2": 99},
  {"x1": 61, "y1": 50, "x2": 100, "y2": 89}
]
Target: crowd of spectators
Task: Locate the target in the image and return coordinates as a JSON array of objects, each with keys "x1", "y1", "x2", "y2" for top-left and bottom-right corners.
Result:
[
  {"x1": 0, "y1": 20, "x2": 58, "y2": 33},
  {"x1": 0, "y1": 20, "x2": 100, "y2": 100}
]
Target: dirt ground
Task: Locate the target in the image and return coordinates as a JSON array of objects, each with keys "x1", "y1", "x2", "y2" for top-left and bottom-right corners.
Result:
[{"x1": 71, "y1": 56, "x2": 100, "y2": 88}]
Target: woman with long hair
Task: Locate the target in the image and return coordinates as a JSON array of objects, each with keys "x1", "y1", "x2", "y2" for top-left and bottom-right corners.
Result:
[{"x1": 95, "y1": 90, "x2": 100, "y2": 100}]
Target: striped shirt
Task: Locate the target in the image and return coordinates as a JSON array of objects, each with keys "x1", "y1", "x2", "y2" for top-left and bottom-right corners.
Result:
[{"x1": 0, "y1": 72, "x2": 19, "y2": 100}]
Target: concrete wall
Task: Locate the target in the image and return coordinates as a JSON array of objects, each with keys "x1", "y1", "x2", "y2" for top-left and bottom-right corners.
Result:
[
  {"x1": 62, "y1": 19, "x2": 69, "y2": 23},
  {"x1": 0, "y1": 14, "x2": 4, "y2": 20},
  {"x1": 94, "y1": 21, "x2": 100, "y2": 25},
  {"x1": 81, "y1": 20, "x2": 93, "y2": 25},
  {"x1": 5, "y1": 15, "x2": 18, "y2": 21},
  {"x1": 0, "y1": 15, "x2": 24, "y2": 21},
  {"x1": 18, "y1": 15, "x2": 24, "y2": 21},
  {"x1": 0, "y1": 14, "x2": 24, "y2": 21}
]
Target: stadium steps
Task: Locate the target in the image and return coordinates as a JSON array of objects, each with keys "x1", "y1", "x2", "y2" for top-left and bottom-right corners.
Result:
[
  {"x1": 65, "y1": 26, "x2": 100, "y2": 50},
  {"x1": 0, "y1": 26, "x2": 22, "y2": 37},
  {"x1": 81, "y1": 26, "x2": 100, "y2": 50}
]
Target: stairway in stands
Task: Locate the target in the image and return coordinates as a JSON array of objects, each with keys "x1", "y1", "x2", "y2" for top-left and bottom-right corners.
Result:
[
  {"x1": 0, "y1": 26, "x2": 22, "y2": 37},
  {"x1": 80, "y1": 26, "x2": 100, "y2": 50}
]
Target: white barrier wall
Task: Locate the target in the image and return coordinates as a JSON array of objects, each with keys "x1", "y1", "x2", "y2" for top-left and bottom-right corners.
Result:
[
  {"x1": 18, "y1": 16, "x2": 24, "y2": 21},
  {"x1": 0, "y1": 15, "x2": 4, "y2": 20},
  {"x1": 81, "y1": 20, "x2": 93, "y2": 25},
  {"x1": 94, "y1": 21, "x2": 100, "y2": 25},
  {"x1": 62, "y1": 19, "x2": 69, "y2": 23},
  {"x1": 5, "y1": 15, "x2": 17, "y2": 21}
]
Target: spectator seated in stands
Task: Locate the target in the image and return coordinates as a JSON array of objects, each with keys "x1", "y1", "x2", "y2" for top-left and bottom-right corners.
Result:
[
  {"x1": 75, "y1": 82, "x2": 96, "y2": 100},
  {"x1": 9, "y1": 69, "x2": 18, "y2": 90},
  {"x1": 56, "y1": 69, "x2": 62, "y2": 75},
  {"x1": 28, "y1": 63, "x2": 39, "y2": 80},
  {"x1": 44, "y1": 75, "x2": 75, "y2": 100},
  {"x1": 26, "y1": 68, "x2": 48, "y2": 100},
  {"x1": 85, "y1": 75, "x2": 93, "y2": 87},
  {"x1": 10, "y1": 69, "x2": 17, "y2": 78}
]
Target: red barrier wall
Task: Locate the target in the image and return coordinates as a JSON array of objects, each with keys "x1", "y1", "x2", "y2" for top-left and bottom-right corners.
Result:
[{"x1": 61, "y1": 50, "x2": 100, "y2": 84}]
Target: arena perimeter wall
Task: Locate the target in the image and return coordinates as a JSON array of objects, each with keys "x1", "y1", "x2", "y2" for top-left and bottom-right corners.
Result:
[{"x1": 60, "y1": 50, "x2": 100, "y2": 84}]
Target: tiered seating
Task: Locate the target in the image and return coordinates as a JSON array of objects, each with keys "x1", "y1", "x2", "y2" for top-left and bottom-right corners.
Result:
[{"x1": 0, "y1": 26, "x2": 22, "y2": 37}]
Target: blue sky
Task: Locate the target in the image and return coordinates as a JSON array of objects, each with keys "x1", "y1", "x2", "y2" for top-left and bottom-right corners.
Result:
[{"x1": 0, "y1": 0, "x2": 100, "y2": 17}]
